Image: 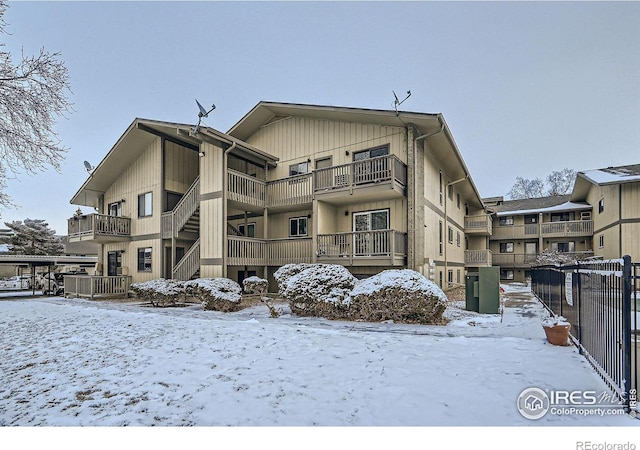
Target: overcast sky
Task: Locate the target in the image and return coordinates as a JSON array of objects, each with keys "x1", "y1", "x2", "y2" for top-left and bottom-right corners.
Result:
[{"x1": 1, "y1": 1, "x2": 638, "y2": 235}]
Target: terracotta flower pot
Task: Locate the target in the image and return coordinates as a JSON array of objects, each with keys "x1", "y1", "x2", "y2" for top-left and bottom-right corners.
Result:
[{"x1": 543, "y1": 323, "x2": 571, "y2": 346}]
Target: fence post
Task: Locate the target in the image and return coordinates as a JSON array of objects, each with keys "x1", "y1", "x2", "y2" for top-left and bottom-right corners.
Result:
[
  {"x1": 576, "y1": 261, "x2": 582, "y2": 348},
  {"x1": 622, "y1": 255, "x2": 632, "y2": 412}
]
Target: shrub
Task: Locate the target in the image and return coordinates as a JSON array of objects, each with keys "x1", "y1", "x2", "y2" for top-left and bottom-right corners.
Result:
[
  {"x1": 273, "y1": 263, "x2": 315, "y2": 297},
  {"x1": 131, "y1": 279, "x2": 185, "y2": 307},
  {"x1": 185, "y1": 278, "x2": 242, "y2": 312},
  {"x1": 348, "y1": 269, "x2": 448, "y2": 325},
  {"x1": 242, "y1": 276, "x2": 268, "y2": 295},
  {"x1": 279, "y1": 264, "x2": 357, "y2": 319}
]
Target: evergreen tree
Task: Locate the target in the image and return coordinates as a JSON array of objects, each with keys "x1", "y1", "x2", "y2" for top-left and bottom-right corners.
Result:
[{"x1": 0, "y1": 218, "x2": 63, "y2": 255}]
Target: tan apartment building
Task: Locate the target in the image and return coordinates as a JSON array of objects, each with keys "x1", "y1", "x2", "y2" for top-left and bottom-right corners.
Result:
[
  {"x1": 67, "y1": 102, "x2": 491, "y2": 291},
  {"x1": 570, "y1": 164, "x2": 640, "y2": 261},
  {"x1": 485, "y1": 195, "x2": 594, "y2": 282}
]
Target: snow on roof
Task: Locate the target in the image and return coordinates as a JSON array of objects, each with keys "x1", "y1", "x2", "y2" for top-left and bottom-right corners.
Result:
[
  {"x1": 579, "y1": 164, "x2": 640, "y2": 185},
  {"x1": 496, "y1": 201, "x2": 591, "y2": 217}
]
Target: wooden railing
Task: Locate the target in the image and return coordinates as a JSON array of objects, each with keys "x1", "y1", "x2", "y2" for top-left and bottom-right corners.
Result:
[
  {"x1": 227, "y1": 169, "x2": 266, "y2": 209},
  {"x1": 316, "y1": 230, "x2": 407, "y2": 258},
  {"x1": 540, "y1": 220, "x2": 593, "y2": 237},
  {"x1": 172, "y1": 238, "x2": 200, "y2": 281},
  {"x1": 464, "y1": 214, "x2": 492, "y2": 235},
  {"x1": 267, "y1": 238, "x2": 313, "y2": 265},
  {"x1": 227, "y1": 236, "x2": 267, "y2": 266},
  {"x1": 493, "y1": 251, "x2": 595, "y2": 266},
  {"x1": 313, "y1": 155, "x2": 407, "y2": 191},
  {"x1": 464, "y1": 249, "x2": 492, "y2": 266},
  {"x1": 173, "y1": 176, "x2": 200, "y2": 235},
  {"x1": 267, "y1": 173, "x2": 313, "y2": 208},
  {"x1": 67, "y1": 214, "x2": 131, "y2": 239},
  {"x1": 64, "y1": 275, "x2": 132, "y2": 300}
]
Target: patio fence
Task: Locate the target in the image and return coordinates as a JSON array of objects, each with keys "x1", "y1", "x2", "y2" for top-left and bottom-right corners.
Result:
[{"x1": 530, "y1": 256, "x2": 639, "y2": 416}]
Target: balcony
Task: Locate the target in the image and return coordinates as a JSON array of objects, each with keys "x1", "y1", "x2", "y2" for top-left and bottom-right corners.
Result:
[
  {"x1": 313, "y1": 155, "x2": 407, "y2": 205},
  {"x1": 68, "y1": 214, "x2": 131, "y2": 243},
  {"x1": 316, "y1": 230, "x2": 407, "y2": 267},
  {"x1": 227, "y1": 237, "x2": 313, "y2": 266},
  {"x1": 493, "y1": 251, "x2": 595, "y2": 267},
  {"x1": 540, "y1": 220, "x2": 593, "y2": 238},
  {"x1": 464, "y1": 249, "x2": 492, "y2": 267},
  {"x1": 464, "y1": 214, "x2": 492, "y2": 236},
  {"x1": 226, "y1": 169, "x2": 313, "y2": 213},
  {"x1": 64, "y1": 275, "x2": 132, "y2": 300}
]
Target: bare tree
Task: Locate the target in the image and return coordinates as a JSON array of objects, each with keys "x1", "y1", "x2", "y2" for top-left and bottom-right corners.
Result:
[
  {"x1": 0, "y1": 1, "x2": 72, "y2": 210},
  {"x1": 546, "y1": 168, "x2": 577, "y2": 196},
  {"x1": 507, "y1": 176, "x2": 545, "y2": 200}
]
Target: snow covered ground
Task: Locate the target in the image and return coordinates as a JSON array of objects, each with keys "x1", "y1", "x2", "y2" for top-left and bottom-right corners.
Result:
[{"x1": 0, "y1": 283, "x2": 637, "y2": 446}]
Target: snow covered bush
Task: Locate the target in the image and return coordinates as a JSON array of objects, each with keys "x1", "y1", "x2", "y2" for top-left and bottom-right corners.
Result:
[
  {"x1": 131, "y1": 279, "x2": 185, "y2": 307},
  {"x1": 348, "y1": 269, "x2": 448, "y2": 325},
  {"x1": 242, "y1": 276, "x2": 268, "y2": 295},
  {"x1": 279, "y1": 264, "x2": 357, "y2": 319},
  {"x1": 273, "y1": 263, "x2": 314, "y2": 296},
  {"x1": 184, "y1": 278, "x2": 242, "y2": 312},
  {"x1": 536, "y1": 250, "x2": 579, "y2": 266}
]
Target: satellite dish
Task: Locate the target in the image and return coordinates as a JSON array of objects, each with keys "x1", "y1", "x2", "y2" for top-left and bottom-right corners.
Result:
[
  {"x1": 84, "y1": 161, "x2": 95, "y2": 174},
  {"x1": 195, "y1": 99, "x2": 215, "y2": 118}
]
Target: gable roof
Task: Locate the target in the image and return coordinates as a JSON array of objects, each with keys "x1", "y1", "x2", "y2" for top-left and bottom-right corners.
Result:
[
  {"x1": 571, "y1": 163, "x2": 640, "y2": 201},
  {"x1": 488, "y1": 195, "x2": 591, "y2": 216},
  {"x1": 70, "y1": 118, "x2": 277, "y2": 208},
  {"x1": 228, "y1": 101, "x2": 485, "y2": 209}
]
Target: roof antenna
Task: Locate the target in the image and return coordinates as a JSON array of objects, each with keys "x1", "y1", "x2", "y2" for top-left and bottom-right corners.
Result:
[
  {"x1": 191, "y1": 99, "x2": 216, "y2": 136},
  {"x1": 392, "y1": 90, "x2": 411, "y2": 116}
]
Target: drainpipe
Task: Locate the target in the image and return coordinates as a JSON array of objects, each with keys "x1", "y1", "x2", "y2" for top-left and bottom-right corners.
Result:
[
  {"x1": 221, "y1": 142, "x2": 237, "y2": 277},
  {"x1": 413, "y1": 119, "x2": 445, "y2": 272},
  {"x1": 444, "y1": 176, "x2": 468, "y2": 287}
]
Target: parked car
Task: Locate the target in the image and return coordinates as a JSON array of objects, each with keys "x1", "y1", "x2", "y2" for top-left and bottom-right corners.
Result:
[
  {"x1": 41, "y1": 273, "x2": 64, "y2": 296},
  {"x1": 0, "y1": 276, "x2": 31, "y2": 290}
]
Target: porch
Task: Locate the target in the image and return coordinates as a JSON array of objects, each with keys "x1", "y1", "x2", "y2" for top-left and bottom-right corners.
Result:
[
  {"x1": 64, "y1": 275, "x2": 132, "y2": 300},
  {"x1": 316, "y1": 230, "x2": 407, "y2": 267}
]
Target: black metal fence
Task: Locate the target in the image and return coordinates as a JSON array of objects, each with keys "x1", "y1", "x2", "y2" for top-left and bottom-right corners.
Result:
[{"x1": 531, "y1": 255, "x2": 639, "y2": 415}]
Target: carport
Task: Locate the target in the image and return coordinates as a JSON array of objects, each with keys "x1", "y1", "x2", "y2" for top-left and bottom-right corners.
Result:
[{"x1": 0, "y1": 255, "x2": 98, "y2": 296}]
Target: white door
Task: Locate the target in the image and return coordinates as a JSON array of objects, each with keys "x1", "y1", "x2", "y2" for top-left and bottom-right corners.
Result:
[{"x1": 353, "y1": 210, "x2": 390, "y2": 255}]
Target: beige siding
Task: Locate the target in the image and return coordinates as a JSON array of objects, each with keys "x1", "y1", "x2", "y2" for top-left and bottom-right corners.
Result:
[
  {"x1": 621, "y1": 183, "x2": 640, "y2": 220},
  {"x1": 621, "y1": 223, "x2": 640, "y2": 261},
  {"x1": 200, "y1": 141, "x2": 224, "y2": 194},
  {"x1": 164, "y1": 141, "x2": 199, "y2": 195},
  {"x1": 200, "y1": 197, "x2": 224, "y2": 266},
  {"x1": 104, "y1": 137, "x2": 162, "y2": 237},
  {"x1": 103, "y1": 239, "x2": 160, "y2": 283},
  {"x1": 244, "y1": 116, "x2": 407, "y2": 180}
]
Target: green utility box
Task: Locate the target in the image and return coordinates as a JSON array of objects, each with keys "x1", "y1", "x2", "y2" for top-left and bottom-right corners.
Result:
[
  {"x1": 465, "y1": 272, "x2": 480, "y2": 312},
  {"x1": 465, "y1": 267, "x2": 500, "y2": 314}
]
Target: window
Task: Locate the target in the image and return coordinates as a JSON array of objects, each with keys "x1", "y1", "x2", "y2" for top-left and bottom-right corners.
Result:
[
  {"x1": 448, "y1": 184, "x2": 453, "y2": 201},
  {"x1": 166, "y1": 192, "x2": 182, "y2": 212},
  {"x1": 138, "y1": 192, "x2": 153, "y2": 217},
  {"x1": 499, "y1": 216, "x2": 514, "y2": 226},
  {"x1": 448, "y1": 226, "x2": 454, "y2": 244},
  {"x1": 137, "y1": 247, "x2": 152, "y2": 272},
  {"x1": 439, "y1": 171, "x2": 443, "y2": 206},
  {"x1": 598, "y1": 198, "x2": 604, "y2": 214},
  {"x1": 315, "y1": 157, "x2": 332, "y2": 170},
  {"x1": 524, "y1": 214, "x2": 537, "y2": 224},
  {"x1": 599, "y1": 235, "x2": 604, "y2": 248},
  {"x1": 551, "y1": 212, "x2": 575, "y2": 222},
  {"x1": 456, "y1": 193, "x2": 461, "y2": 209},
  {"x1": 353, "y1": 209, "x2": 389, "y2": 255},
  {"x1": 108, "y1": 201, "x2": 123, "y2": 217},
  {"x1": 289, "y1": 217, "x2": 308, "y2": 237},
  {"x1": 456, "y1": 270, "x2": 461, "y2": 284},
  {"x1": 500, "y1": 269, "x2": 514, "y2": 280},
  {"x1": 238, "y1": 223, "x2": 256, "y2": 238},
  {"x1": 552, "y1": 242, "x2": 575, "y2": 253},
  {"x1": 353, "y1": 145, "x2": 389, "y2": 161},
  {"x1": 448, "y1": 270, "x2": 453, "y2": 284},
  {"x1": 456, "y1": 231, "x2": 461, "y2": 247},
  {"x1": 439, "y1": 221, "x2": 443, "y2": 255},
  {"x1": 500, "y1": 242, "x2": 514, "y2": 253},
  {"x1": 289, "y1": 162, "x2": 309, "y2": 176}
]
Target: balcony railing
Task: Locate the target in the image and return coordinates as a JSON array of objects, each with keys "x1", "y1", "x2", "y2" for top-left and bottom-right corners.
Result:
[
  {"x1": 227, "y1": 169, "x2": 266, "y2": 209},
  {"x1": 493, "y1": 251, "x2": 595, "y2": 267},
  {"x1": 464, "y1": 214, "x2": 492, "y2": 235},
  {"x1": 64, "y1": 275, "x2": 132, "y2": 300},
  {"x1": 267, "y1": 174, "x2": 313, "y2": 209},
  {"x1": 172, "y1": 238, "x2": 200, "y2": 281},
  {"x1": 313, "y1": 155, "x2": 407, "y2": 192},
  {"x1": 68, "y1": 214, "x2": 131, "y2": 241},
  {"x1": 464, "y1": 249, "x2": 492, "y2": 266},
  {"x1": 227, "y1": 236, "x2": 313, "y2": 266},
  {"x1": 317, "y1": 229, "x2": 407, "y2": 266},
  {"x1": 540, "y1": 220, "x2": 593, "y2": 237}
]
